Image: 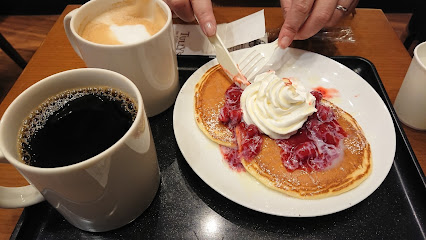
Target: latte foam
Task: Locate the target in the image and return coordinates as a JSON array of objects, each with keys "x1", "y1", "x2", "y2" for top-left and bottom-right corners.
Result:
[
  {"x1": 79, "y1": 0, "x2": 167, "y2": 45},
  {"x1": 110, "y1": 24, "x2": 151, "y2": 44}
]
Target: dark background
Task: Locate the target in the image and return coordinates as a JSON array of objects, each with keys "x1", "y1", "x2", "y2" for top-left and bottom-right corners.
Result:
[{"x1": 0, "y1": 0, "x2": 420, "y2": 15}]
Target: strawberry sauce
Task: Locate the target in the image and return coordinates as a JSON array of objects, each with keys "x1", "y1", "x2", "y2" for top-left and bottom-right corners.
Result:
[
  {"x1": 218, "y1": 85, "x2": 346, "y2": 172},
  {"x1": 277, "y1": 91, "x2": 346, "y2": 172},
  {"x1": 220, "y1": 146, "x2": 245, "y2": 172},
  {"x1": 235, "y1": 122, "x2": 263, "y2": 160},
  {"x1": 218, "y1": 83, "x2": 243, "y2": 130},
  {"x1": 312, "y1": 86, "x2": 339, "y2": 99}
]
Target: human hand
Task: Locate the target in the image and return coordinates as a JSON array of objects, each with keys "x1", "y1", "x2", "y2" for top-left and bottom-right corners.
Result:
[
  {"x1": 164, "y1": 0, "x2": 217, "y2": 36},
  {"x1": 278, "y1": 0, "x2": 359, "y2": 48}
]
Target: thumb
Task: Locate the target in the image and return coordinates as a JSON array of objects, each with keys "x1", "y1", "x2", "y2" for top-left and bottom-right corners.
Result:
[{"x1": 191, "y1": 0, "x2": 216, "y2": 36}]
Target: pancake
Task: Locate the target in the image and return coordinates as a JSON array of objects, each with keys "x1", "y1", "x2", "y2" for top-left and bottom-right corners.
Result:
[
  {"x1": 195, "y1": 65, "x2": 235, "y2": 147},
  {"x1": 194, "y1": 64, "x2": 372, "y2": 199}
]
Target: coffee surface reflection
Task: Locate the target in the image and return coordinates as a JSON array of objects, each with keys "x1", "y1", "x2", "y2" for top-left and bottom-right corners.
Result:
[{"x1": 18, "y1": 87, "x2": 137, "y2": 168}]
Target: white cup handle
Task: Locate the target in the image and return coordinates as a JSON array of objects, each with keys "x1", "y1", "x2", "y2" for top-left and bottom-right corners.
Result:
[
  {"x1": 0, "y1": 150, "x2": 44, "y2": 208},
  {"x1": 64, "y1": 8, "x2": 83, "y2": 59}
]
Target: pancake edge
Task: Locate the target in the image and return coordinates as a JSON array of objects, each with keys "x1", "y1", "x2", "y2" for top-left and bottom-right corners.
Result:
[
  {"x1": 194, "y1": 65, "x2": 236, "y2": 148},
  {"x1": 241, "y1": 100, "x2": 372, "y2": 199}
]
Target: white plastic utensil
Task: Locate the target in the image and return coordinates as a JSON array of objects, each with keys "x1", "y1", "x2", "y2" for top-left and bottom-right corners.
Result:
[
  {"x1": 195, "y1": 15, "x2": 249, "y2": 88},
  {"x1": 207, "y1": 34, "x2": 250, "y2": 88},
  {"x1": 238, "y1": 39, "x2": 279, "y2": 82}
]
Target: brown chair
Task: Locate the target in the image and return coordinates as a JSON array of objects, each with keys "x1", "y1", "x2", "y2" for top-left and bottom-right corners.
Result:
[
  {"x1": 403, "y1": 0, "x2": 426, "y2": 49},
  {"x1": 0, "y1": 32, "x2": 27, "y2": 69}
]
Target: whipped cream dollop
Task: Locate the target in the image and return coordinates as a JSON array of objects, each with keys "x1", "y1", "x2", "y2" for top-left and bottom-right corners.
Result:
[{"x1": 240, "y1": 71, "x2": 317, "y2": 139}]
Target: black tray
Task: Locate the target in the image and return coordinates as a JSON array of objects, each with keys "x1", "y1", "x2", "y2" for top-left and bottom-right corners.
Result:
[{"x1": 11, "y1": 56, "x2": 426, "y2": 239}]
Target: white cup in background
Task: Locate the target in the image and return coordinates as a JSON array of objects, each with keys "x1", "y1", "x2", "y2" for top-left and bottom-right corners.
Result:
[
  {"x1": 64, "y1": 0, "x2": 179, "y2": 117},
  {"x1": 394, "y1": 41, "x2": 426, "y2": 130},
  {"x1": 0, "y1": 68, "x2": 159, "y2": 232}
]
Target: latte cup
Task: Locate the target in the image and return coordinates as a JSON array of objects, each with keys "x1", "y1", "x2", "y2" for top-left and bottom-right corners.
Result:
[
  {"x1": 0, "y1": 68, "x2": 159, "y2": 232},
  {"x1": 394, "y1": 41, "x2": 426, "y2": 130},
  {"x1": 64, "y1": 0, "x2": 179, "y2": 117}
]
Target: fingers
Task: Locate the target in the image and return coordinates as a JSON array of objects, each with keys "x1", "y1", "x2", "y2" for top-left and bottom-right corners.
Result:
[
  {"x1": 324, "y1": 9, "x2": 344, "y2": 28},
  {"x1": 191, "y1": 0, "x2": 217, "y2": 36},
  {"x1": 280, "y1": 0, "x2": 292, "y2": 18},
  {"x1": 164, "y1": 0, "x2": 216, "y2": 37},
  {"x1": 278, "y1": 0, "x2": 315, "y2": 48},
  {"x1": 325, "y1": 0, "x2": 359, "y2": 28},
  {"x1": 164, "y1": 0, "x2": 195, "y2": 22},
  {"x1": 295, "y1": 0, "x2": 337, "y2": 39},
  {"x1": 278, "y1": 0, "x2": 357, "y2": 49}
]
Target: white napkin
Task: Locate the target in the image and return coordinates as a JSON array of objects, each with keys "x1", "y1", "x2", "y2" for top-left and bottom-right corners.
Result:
[{"x1": 174, "y1": 10, "x2": 266, "y2": 55}]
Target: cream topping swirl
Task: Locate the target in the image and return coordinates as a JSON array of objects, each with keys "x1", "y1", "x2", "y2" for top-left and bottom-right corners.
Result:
[{"x1": 240, "y1": 71, "x2": 317, "y2": 139}]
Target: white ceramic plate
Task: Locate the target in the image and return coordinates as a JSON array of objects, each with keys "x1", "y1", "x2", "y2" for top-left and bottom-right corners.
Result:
[{"x1": 173, "y1": 47, "x2": 395, "y2": 217}]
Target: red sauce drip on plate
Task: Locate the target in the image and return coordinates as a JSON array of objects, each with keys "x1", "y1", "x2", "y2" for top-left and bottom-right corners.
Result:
[{"x1": 312, "y1": 86, "x2": 339, "y2": 99}]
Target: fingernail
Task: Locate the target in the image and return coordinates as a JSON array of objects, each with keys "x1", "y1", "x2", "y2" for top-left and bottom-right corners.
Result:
[
  {"x1": 203, "y1": 22, "x2": 216, "y2": 37},
  {"x1": 279, "y1": 36, "x2": 292, "y2": 48}
]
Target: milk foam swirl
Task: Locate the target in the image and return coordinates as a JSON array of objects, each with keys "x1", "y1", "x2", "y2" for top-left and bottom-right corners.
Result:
[{"x1": 240, "y1": 71, "x2": 316, "y2": 139}]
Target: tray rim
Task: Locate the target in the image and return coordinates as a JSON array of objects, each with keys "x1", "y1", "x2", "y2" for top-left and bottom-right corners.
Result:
[{"x1": 332, "y1": 56, "x2": 425, "y2": 186}]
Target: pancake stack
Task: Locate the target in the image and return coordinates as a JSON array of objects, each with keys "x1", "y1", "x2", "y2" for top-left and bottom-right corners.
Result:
[{"x1": 194, "y1": 65, "x2": 372, "y2": 199}]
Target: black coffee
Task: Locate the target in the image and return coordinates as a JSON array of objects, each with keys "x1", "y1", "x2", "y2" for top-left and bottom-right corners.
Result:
[{"x1": 18, "y1": 87, "x2": 137, "y2": 168}]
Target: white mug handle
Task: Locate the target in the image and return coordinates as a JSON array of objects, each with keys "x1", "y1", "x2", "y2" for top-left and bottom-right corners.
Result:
[
  {"x1": 64, "y1": 8, "x2": 83, "y2": 59},
  {"x1": 0, "y1": 150, "x2": 44, "y2": 208}
]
